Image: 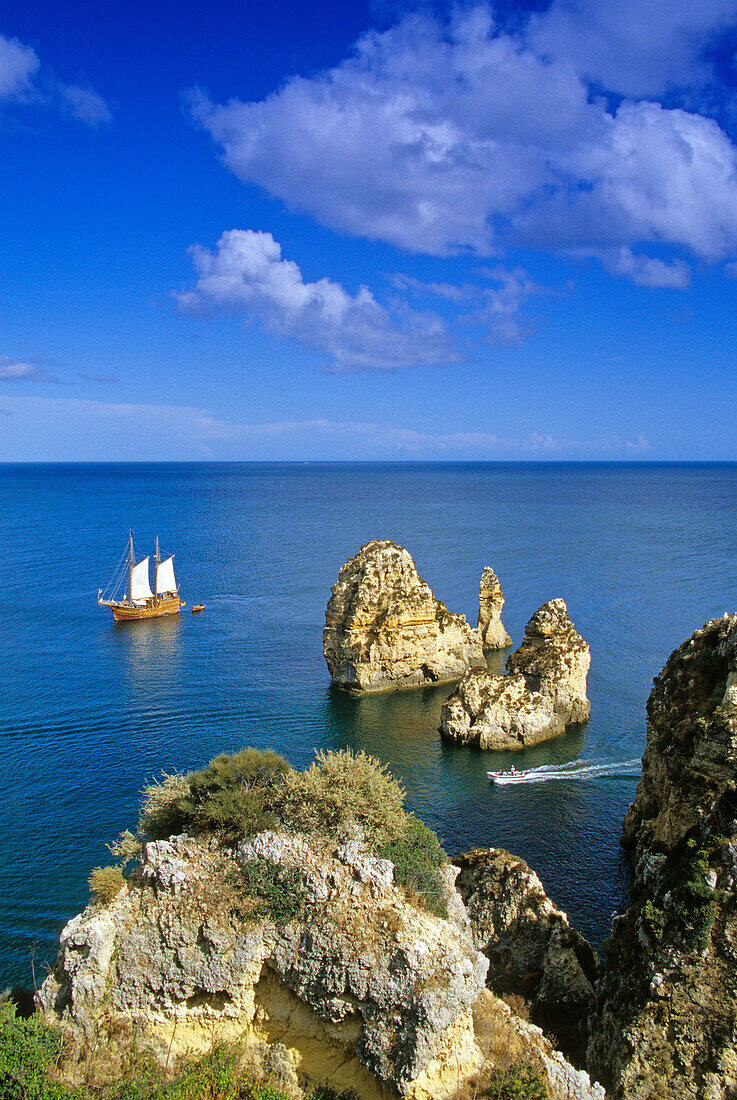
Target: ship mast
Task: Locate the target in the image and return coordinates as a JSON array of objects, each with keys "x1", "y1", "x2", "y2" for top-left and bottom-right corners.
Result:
[
  {"x1": 128, "y1": 530, "x2": 134, "y2": 604},
  {"x1": 155, "y1": 536, "x2": 160, "y2": 606}
]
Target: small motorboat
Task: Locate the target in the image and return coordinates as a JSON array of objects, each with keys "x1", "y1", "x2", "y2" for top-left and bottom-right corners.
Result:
[
  {"x1": 487, "y1": 766, "x2": 529, "y2": 785},
  {"x1": 192, "y1": 604, "x2": 205, "y2": 613}
]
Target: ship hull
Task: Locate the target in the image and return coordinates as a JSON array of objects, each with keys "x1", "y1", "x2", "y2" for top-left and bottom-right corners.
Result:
[{"x1": 103, "y1": 597, "x2": 184, "y2": 622}]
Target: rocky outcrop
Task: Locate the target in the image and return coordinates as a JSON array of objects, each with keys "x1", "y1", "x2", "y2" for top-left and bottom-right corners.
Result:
[
  {"x1": 506, "y1": 600, "x2": 590, "y2": 726},
  {"x1": 478, "y1": 568, "x2": 511, "y2": 650},
  {"x1": 455, "y1": 848, "x2": 599, "y2": 1065},
  {"x1": 588, "y1": 614, "x2": 737, "y2": 1099},
  {"x1": 324, "y1": 541, "x2": 484, "y2": 693},
  {"x1": 440, "y1": 668, "x2": 563, "y2": 749},
  {"x1": 441, "y1": 600, "x2": 590, "y2": 750},
  {"x1": 39, "y1": 830, "x2": 602, "y2": 1100}
]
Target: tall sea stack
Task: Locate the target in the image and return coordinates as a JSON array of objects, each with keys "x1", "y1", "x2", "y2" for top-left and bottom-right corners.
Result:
[{"x1": 323, "y1": 540, "x2": 485, "y2": 693}]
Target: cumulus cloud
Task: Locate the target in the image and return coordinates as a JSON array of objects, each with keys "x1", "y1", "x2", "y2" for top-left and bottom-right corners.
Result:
[
  {"x1": 527, "y1": 0, "x2": 737, "y2": 99},
  {"x1": 0, "y1": 357, "x2": 64, "y2": 383},
  {"x1": 176, "y1": 229, "x2": 462, "y2": 372},
  {"x1": 0, "y1": 30, "x2": 110, "y2": 125},
  {"x1": 190, "y1": 3, "x2": 737, "y2": 279}
]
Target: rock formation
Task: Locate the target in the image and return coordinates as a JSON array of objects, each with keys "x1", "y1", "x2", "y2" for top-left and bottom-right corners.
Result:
[
  {"x1": 588, "y1": 614, "x2": 737, "y2": 1099},
  {"x1": 324, "y1": 541, "x2": 484, "y2": 693},
  {"x1": 478, "y1": 567, "x2": 512, "y2": 650},
  {"x1": 39, "y1": 830, "x2": 603, "y2": 1100},
  {"x1": 506, "y1": 600, "x2": 590, "y2": 725},
  {"x1": 455, "y1": 848, "x2": 599, "y2": 1065},
  {"x1": 440, "y1": 600, "x2": 590, "y2": 750}
]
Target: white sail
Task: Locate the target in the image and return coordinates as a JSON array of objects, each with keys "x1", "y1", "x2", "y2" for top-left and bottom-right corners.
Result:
[
  {"x1": 156, "y1": 555, "x2": 176, "y2": 594},
  {"x1": 131, "y1": 557, "x2": 153, "y2": 603}
]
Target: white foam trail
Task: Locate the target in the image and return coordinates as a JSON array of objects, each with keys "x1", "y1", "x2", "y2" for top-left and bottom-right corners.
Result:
[{"x1": 492, "y1": 758, "x2": 642, "y2": 784}]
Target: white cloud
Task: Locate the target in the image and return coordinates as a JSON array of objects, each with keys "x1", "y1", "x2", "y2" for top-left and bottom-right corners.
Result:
[
  {"x1": 527, "y1": 0, "x2": 737, "y2": 99},
  {"x1": 57, "y1": 84, "x2": 112, "y2": 127},
  {"x1": 0, "y1": 394, "x2": 652, "y2": 461},
  {"x1": 0, "y1": 33, "x2": 38, "y2": 100},
  {"x1": 190, "y1": 4, "x2": 737, "y2": 279},
  {"x1": 0, "y1": 30, "x2": 110, "y2": 125},
  {"x1": 392, "y1": 266, "x2": 556, "y2": 343},
  {"x1": 176, "y1": 228, "x2": 462, "y2": 371},
  {"x1": 0, "y1": 356, "x2": 63, "y2": 383}
]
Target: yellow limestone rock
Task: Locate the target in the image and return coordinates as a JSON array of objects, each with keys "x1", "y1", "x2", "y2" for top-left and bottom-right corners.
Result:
[{"x1": 324, "y1": 540, "x2": 485, "y2": 693}]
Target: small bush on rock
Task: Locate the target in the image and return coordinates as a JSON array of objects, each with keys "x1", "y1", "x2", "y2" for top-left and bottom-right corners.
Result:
[
  {"x1": 377, "y1": 815, "x2": 448, "y2": 917},
  {"x1": 89, "y1": 866, "x2": 125, "y2": 905},
  {"x1": 274, "y1": 750, "x2": 407, "y2": 847},
  {"x1": 240, "y1": 858, "x2": 306, "y2": 925},
  {"x1": 140, "y1": 749, "x2": 291, "y2": 840},
  {"x1": 484, "y1": 1061, "x2": 547, "y2": 1100}
]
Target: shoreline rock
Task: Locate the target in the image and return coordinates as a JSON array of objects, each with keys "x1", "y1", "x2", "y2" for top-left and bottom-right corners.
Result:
[
  {"x1": 440, "y1": 599, "x2": 590, "y2": 750},
  {"x1": 588, "y1": 614, "x2": 737, "y2": 1099},
  {"x1": 477, "y1": 567, "x2": 512, "y2": 650},
  {"x1": 38, "y1": 829, "x2": 603, "y2": 1100},
  {"x1": 323, "y1": 540, "x2": 485, "y2": 693},
  {"x1": 455, "y1": 847, "x2": 599, "y2": 1066}
]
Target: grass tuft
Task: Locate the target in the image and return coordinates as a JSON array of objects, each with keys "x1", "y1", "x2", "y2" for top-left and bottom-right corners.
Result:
[{"x1": 89, "y1": 866, "x2": 125, "y2": 905}]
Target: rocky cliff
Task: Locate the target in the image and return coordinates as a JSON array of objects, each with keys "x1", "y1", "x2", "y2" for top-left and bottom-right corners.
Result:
[
  {"x1": 455, "y1": 848, "x2": 599, "y2": 1066},
  {"x1": 588, "y1": 614, "x2": 737, "y2": 1099},
  {"x1": 478, "y1": 568, "x2": 512, "y2": 650},
  {"x1": 440, "y1": 600, "x2": 590, "y2": 750},
  {"x1": 324, "y1": 541, "x2": 484, "y2": 693},
  {"x1": 39, "y1": 830, "x2": 603, "y2": 1100}
]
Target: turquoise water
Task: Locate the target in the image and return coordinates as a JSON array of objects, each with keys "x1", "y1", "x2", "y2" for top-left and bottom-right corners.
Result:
[{"x1": 2, "y1": 461, "x2": 736, "y2": 989}]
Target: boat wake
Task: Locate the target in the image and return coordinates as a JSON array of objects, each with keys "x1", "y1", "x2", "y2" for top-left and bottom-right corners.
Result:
[{"x1": 488, "y1": 758, "x2": 642, "y2": 785}]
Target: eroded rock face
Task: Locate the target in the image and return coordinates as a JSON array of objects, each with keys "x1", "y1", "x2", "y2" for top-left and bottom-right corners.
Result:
[
  {"x1": 439, "y1": 669, "x2": 563, "y2": 749},
  {"x1": 40, "y1": 830, "x2": 487, "y2": 1099},
  {"x1": 478, "y1": 568, "x2": 512, "y2": 650},
  {"x1": 455, "y1": 848, "x2": 599, "y2": 1065},
  {"x1": 441, "y1": 600, "x2": 590, "y2": 750},
  {"x1": 588, "y1": 615, "x2": 737, "y2": 1100},
  {"x1": 506, "y1": 600, "x2": 590, "y2": 726},
  {"x1": 39, "y1": 830, "x2": 604, "y2": 1100},
  {"x1": 324, "y1": 541, "x2": 484, "y2": 693}
]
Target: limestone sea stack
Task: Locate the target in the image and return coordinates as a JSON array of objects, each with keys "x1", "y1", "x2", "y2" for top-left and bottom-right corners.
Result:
[
  {"x1": 440, "y1": 599, "x2": 590, "y2": 750},
  {"x1": 588, "y1": 614, "x2": 737, "y2": 1099},
  {"x1": 324, "y1": 540, "x2": 485, "y2": 693},
  {"x1": 506, "y1": 599, "x2": 591, "y2": 726},
  {"x1": 478, "y1": 567, "x2": 512, "y2": 650}
]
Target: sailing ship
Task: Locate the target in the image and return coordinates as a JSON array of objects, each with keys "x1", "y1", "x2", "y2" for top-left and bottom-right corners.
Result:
[{"x1": 98, "y1": 532, "x2": 185, "y2": 622}]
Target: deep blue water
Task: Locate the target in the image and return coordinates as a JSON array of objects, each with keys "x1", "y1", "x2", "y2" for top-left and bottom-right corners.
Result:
[{"x1": 2, "y1": 461, "x2": 736, "y2": 990}]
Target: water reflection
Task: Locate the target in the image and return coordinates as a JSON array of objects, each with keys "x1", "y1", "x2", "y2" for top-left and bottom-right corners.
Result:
[{"x1": 114, "y1": 615, "x2": 184, "y2": 697}]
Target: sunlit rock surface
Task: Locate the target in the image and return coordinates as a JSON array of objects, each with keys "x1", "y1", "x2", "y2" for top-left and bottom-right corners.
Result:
[
  {"x1": 441, "y1": 600, "x2": 590, "y2": 750},
  {"x1": 477, "y1": 567, "x2": 512, "y2": 650},
  {"x1": 324, "y1": 540, "x2": 484, "y2": 693},
  {"x1": 39, "y1": 830, "x2": 603, "y2": 1100}
]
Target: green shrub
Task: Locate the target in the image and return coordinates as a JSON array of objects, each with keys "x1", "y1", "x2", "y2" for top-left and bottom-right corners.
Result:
[
  {"x1": 274, "y1": 750, "x2": 407, "y2": 847},
  {"x1": 140, "y1": 749, "x2": 291, "y2": 840},
  {"x1": 0, "y1": 1000, "x2": 67, "y2": 1100},
  {"x1": 377, "y1": 815, "x2": 448, "y2": 917},
  {"x1": 484, "y1": 1061, "x2": 547, "y2": 1100},
  {"x1": 89, "y1": 866, "x2": 126, "y2": 905},
  {"x1": 239, "y1": 859, "x2": 306, "y2": 925}
]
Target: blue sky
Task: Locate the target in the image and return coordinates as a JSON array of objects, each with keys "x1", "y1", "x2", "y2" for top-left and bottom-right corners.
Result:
[{"x1": 3, "y1": 0, "x2": 737, "y2": 460}]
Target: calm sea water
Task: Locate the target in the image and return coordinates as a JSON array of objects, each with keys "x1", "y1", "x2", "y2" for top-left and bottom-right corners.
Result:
[{"x1": 2, "y1": 461, "x2": 736, "y2": 989}]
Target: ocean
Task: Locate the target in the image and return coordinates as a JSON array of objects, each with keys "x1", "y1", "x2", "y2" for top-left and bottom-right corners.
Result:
[{"x1": 2, "y1": 461, "x2": 736, "y2": 990}]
